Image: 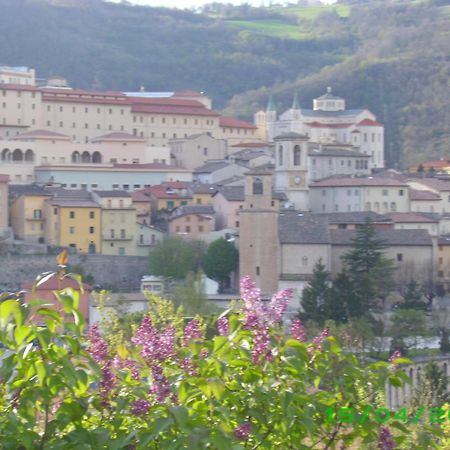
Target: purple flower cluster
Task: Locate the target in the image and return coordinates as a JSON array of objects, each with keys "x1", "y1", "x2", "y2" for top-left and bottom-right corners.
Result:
[
  {"x1": 183, "y1": 319, "x2": 203, "y2": 346},
  {"x1": 290, "y1": 319, "x2": 306, "y2": 342},
  {"x1": 86, "y1": 325, "x2": 108, "y2": 364},
  {"x1": 131, "y1": 399, "x2": 150, "y2": 416},
  {"x1": 217, "y1": 317, "x2": 229, "y2": 336},
  {"x1": 100, "y1": 361, "x2": 116, "y2": 401},
  {"x1": 240, "y1": 277, "x2": 293, "y2": 364},
  {"x1": 150, "y1": 365, "x2": 171, "y2": 403},
  {"x1": 132, "y1": 316, "x2": 176, "y2": 363},
  {"x1": 388, "y1": 350, "x2": 401, "y2": 363},
  {"x1": 180, "y1": 357, "x2": 198, "y2": 376},
  {"x1": 234, "y1": 422, "x2": 252, "y2": 441},
  {"x1": 378, "y1": 425, "x2": 396, "y2": 450},
  {"x1": 312, "y1": 328, "x2": 330, "y2": 352},
  {"x1": 113, "y1": 355, "x2": 140, "y2": 380}
]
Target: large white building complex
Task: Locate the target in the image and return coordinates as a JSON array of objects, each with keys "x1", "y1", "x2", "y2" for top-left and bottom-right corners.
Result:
[{"x1": 254, "y1": 87, "x2": 384, "y2": 170}]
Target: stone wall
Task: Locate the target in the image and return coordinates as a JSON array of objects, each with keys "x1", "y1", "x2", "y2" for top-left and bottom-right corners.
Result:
[{"x1": 0, "y1": 252, "x2": 149, "y2": 291}]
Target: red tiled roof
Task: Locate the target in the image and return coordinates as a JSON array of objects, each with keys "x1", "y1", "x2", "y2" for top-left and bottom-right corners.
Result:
[
  {"x1": 42, "y1": 89, "x2": 131, "y2": 106},
  {"x1": 410, "y1": 178, "x2": 450, "y2": 192},
  {"x1": 417, "y1": 160, "x2": 450, "y2": 169},
  {"x1": 148, "y1": 185, "x2": 192, "y2": 199},
  {"x1": 131, "y1": 191, "x2": 151, "y2": 202},
  {"x1": 91, "y1": 132, "x2": 145, "y2": 142},
  {"x1": 219, "y1": 117, "x2": 257, "y2": 129},
  {"x1": 306, "y1": 121, "x2": 353, "y2": 129},
  {"x1": 112, "y1": 163, "x2": 185, "y2": 170},
  {"x1": 357, "y1": 118, "x2": 383, "y2": 127},
  {"x1": 22, "y1": 276, "x2": 90, "y2": 291},
  {"x1": 131, "y1": 103, "x2": 219, "y2": 117},
  {"x1": 0, "y1": 174, "x2": 9, "y2": 182},
  {"x1": 311, "y1": 177, "x2": 407, "y2": 188},
  {"x1": 231, "y1": 142, "x2": 268, "y2": 148}
]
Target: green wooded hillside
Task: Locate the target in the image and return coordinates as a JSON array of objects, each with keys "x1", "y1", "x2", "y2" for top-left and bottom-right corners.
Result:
[{"x1": 0, "y1": 0, "x2": 448, "y2": 166}]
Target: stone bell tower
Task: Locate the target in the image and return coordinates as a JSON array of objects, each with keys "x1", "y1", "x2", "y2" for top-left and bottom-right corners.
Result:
[
  {"x1": 239, "y1": 168, "x2": 280, "y2": 296},
  {"x1": 273, "y1": 132, "x2": 310, "y2": 211}
]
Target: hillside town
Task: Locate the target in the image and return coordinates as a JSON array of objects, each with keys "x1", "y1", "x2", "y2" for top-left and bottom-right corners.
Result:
[{"x1": 0, "y1": 64, "x2": 449, "y2": 314}]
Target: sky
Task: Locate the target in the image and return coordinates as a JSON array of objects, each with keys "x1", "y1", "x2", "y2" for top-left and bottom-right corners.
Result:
[{"x1": 109, "y1": 1, "x2": 337, "y2": 10}]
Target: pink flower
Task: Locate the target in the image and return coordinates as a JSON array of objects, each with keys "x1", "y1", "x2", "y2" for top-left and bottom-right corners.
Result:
[
  {"x1": 388, "y1": 350, "x2": 401, "y2": 363},
  {"x1": 113, "y1": 355, "x2": 140, "y2": 380},
  {"x1": 86, "y1": 325, "x2": 108, "y2": 363},
  {"x1": 378, "y1": 425, "x2": 396, "y2": 450},
  {"x1": 131, "y1": 399, "x2": 150, "y2": 416},
  {"x1": 217, "y1": 317, "x2": 229, "y2": 336},
  {"x1": 312, "y1": 328, "x2": 330, "y2": 351},
  {"x1": 183, "y1": 319, "x2": 203, "y2": 346},
  {"x1": 267, "y1": 288, "x2": 293, "y2": 323},
  {"x1": 251, "y1": 324, "x2": 270, "y2": 364},
  {"x1": 290, "y1": 319, "x2": 306, "y2": 342},
  {"x1": 150, "y1": 365, "x2": 171, "y2": 403},
  {"x1": 180, "y1": 357, "x2": 198, "y2": 376},
  {"x1": 234, "y1": 422, "x2": 252, "y2": 441}
]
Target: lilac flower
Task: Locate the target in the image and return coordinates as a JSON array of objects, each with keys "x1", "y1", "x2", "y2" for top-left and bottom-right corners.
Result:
[
  {"x1": 199, "y1": 348, "x2": 209, "y2": 359},
  {"x1": 217, "y1": 317, "x2": 230, "y2": 336},
  {"x1": 86, "y1": 325, "x2": 108, "y2": 363},
  {"x1": 183, "y1": 319, "x2": 203, "y2": 346},
  {"x1": 240, "y1": 276, "x2": 261, "y2": 306},
  {"x1": 251, "y1": 324, "x2": 270, "y2": 364},
  {"x1": 100, "y1": 360, "x2": 116, "y2": 401},
  {"x1": 113, "y1": 355, "x2": 140, "y2": 380},
  {"x1": 243, "y1": 312, "x2": 259, "y2": 330},
  {"x1": 378, "y1": 425, "x2": 396, "y2": 450},
  {"x1": 131, "y1": 399, "x2": 150, "y2": 416},
  {"x1": 150, "y1": 365, "x2": 171, "y2": 403},
  {"x1": 180, "y1": 357, "x2": 198, "y2": 376},
  {"x1": 267, "y1": 288, "x2": 293, "y2": 323},
  {"x1": 388, "y1": 350, "x2": 402, "y2": 363},
  {"x1": 234, "y1": 422, "x2": 252, "y2": 441},
  {"x1": 312, "y1": 328, "x2": 330, "y2": 351},
  {"x1": 290, "y1": 319, "x2": 306, "y2": 342}
]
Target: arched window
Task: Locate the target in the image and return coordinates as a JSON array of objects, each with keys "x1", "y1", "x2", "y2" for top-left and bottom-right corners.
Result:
[
  {"x1": 81, "y1": 151, "x2": 91, "y2": 163},
  {"x1": 92, "y1": 151, "x2": 102, "y2": 163},
  {"x1": 293, "y1": 145, "x2": 301, "y2": 166},
  {"x1": 252, "y1": 177, "x2": 263, "y2": 195},
  {"x1": 278, "y1": 145, "x2": 283, "y2": 166},
  {"x1": 12, "y1": 148, "x2": 23, "y2": 161},
  {"x1": 71, "y1": 151, "x2": 80, "y2": 163},
  {"x1": 1, "y1": 148, "x2": 11, "y2": 162},
  {"x1": 24, "y1": 149, "x2": 34, "y2": 162}
]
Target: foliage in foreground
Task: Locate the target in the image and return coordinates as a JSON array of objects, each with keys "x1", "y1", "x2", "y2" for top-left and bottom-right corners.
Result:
[{"x1": 0, "y1": 275, "x2": 448, "y2": 449}]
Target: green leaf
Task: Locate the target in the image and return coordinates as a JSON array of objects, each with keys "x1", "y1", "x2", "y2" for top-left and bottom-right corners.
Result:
[
  {"x1": 0, "y1": 299, "x2": 22, "y2": 326},
  {"x1": 213, "y1": 335, "x2": 228, "y2": 353},
  {"x1": 14, "y1": 325, "x2": 32, "y2": 345}
]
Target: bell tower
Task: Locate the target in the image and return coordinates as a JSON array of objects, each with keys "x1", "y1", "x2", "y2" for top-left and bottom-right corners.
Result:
[
  {"x1": 273, "y1": 132, "x2": 309, "y2": 210},
  {"x1": 239, "y1": 168, "x2": 280, "y2": 296}
]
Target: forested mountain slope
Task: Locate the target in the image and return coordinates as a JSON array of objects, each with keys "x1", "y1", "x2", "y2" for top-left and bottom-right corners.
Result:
[{"x1": 0, "y1": 0, "x2": 448, "y2": 166}]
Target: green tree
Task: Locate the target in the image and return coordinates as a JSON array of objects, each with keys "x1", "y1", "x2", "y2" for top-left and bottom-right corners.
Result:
[
  {"x1": 397, "y1": 280, "x2": 427, "y2": 310},
  {"x1": 201, "y1": 238, "x2": 238, "y2": 289},
  {"x1": 342, "y1": 220, "x2": 395, "y2": 315},
  {"x1": 149, "y1": 237, "x2": 195, "y2": 279},
  {"x1": 390, "y1": 309, "x2": 428, "y2": 354},
  {"x1": 300, "y1": 259, "x2": 336, "y2": 325}
]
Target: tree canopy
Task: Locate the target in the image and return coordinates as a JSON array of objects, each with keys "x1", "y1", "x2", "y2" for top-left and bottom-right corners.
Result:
[{"x1": 202, "y1": 238, "x2": 238, "y2": 287}]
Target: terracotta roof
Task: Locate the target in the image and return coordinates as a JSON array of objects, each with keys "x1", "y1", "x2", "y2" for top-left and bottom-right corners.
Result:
[
  {"x1": 357, "y1": 118, "x2": 383, "y2": 127},
  {"x1": 148, "y1": 186, "x2": 192, "y2": 200},
  {"x1": 169, "y1": 204, "x2": 214, "y2": 220},
  {"x1": 386, "y1": 212, "x2": 438, "y2": 223},
  {"x1": 22, "y1": 276, "x2": 90, "y2": 291},
  {"x1": 274, "y1": 132, "x2": 309, "y2": 140},
  {"x1": 0, "y1": 83, "x2": 39, "y2": 92},
  {"x1": 311, "y1": 176, "x2": 407, "y2": 188},
  {"x1": 410, "y1": 178, "x2": 450, "y2": 192},
  {"x1": 42, "y1": 89, "x2": 131, "y2": 106},
  {"x1": 0, "y1": 174, "x2": 9, "y2": 182},
  {"x1": 219, "y1": 117, "x2": 257, "y2": 129},
  {"x1": 414, "y1": 160, "x2": 450, "y2": 170},
  {"x1": 306, "y1": 121, "x2": 353, "y2": 129},
  {"x1": 112, "y1": 163, "x2": 185, "y2": 171},
  {"x1": 11, "y1": 129, "x2": 70, "y2": 139},
  {"x1": 47, "y1": 199, "x2": 100, "y2": 208},
  {"x1": 409, "y1": 188, "x2": 441, "y2": 201},
  {"x1": 36, "y1": 163, "x2": 185, "y2": 171},
  {"x1": 91, "y1": 132, "x2": 145, "y2": 142}
]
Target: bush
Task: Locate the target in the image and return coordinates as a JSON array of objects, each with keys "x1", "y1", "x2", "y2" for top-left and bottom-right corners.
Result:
[{"x1": 0, "y1": 269, "x2": 447, "y2": 448}]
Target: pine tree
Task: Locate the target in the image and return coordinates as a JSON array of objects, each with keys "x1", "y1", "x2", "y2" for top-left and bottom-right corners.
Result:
[
  {"x1": 398, "y1": 280, "x2": 427, "y2": 310},
  {"x1": 341, "y1": 220, "x2": 395, "y2": 315},
  {"x1": 300, "y1": 259, "x2": 334, "y2": 325}
]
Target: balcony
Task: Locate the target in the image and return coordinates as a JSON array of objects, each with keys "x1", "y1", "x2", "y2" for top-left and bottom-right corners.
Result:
[{"x1": 103, "y1": 235, "x2": 134, "y2": 241}]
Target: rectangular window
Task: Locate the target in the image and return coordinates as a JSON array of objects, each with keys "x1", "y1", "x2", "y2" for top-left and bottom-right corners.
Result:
[
  {"x1": 69, "y1": 211, "x2": 75, "y2": 219},
  {"x1": 89, "y1": 211, "x2": 95, "y2": 219},
  {"x1": 198, "y1": 225, "x2": 204, "y2": 232},
  {"x1": 89, "y1": 226, "x2": 95, "y2": 234},
  {"x1": 256, "y1": 266, "x2": 260, "y2": 276},
  {"x1": 167, "y1": 201, "x2": 174, "y2": 209},
  {"x1": 69, "y1": 226, "x2": 75, "y2": 234},
  {"x1": 120, "y1": 229, "x2": 125, "y2": 238},
  {"x1": 185, "y1": 226, "x2": 191, "y2": 232},
  {"x1": 397, "y1": 253, "x2": 403, "y2": 262},
  {"x1": 399, "y1": 189, "x2": 404, "y2": 196},
  {"x1": 382, "y1": 189, "x2": 389, "y2": 196}
]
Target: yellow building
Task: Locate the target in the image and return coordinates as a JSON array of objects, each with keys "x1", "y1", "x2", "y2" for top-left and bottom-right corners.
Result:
[
  {"x1": 191, "y1": 183, "x2": 218, "y2": 205},
  {"x1": 10, "y1": 185, "x2": 51, "y2": 242},
  {"x1": 44, "y1": 190, "x2": 101, "y2": 254},
  {"x1": 92, "y1": 190, "x2": 136, "y2": 256}
]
